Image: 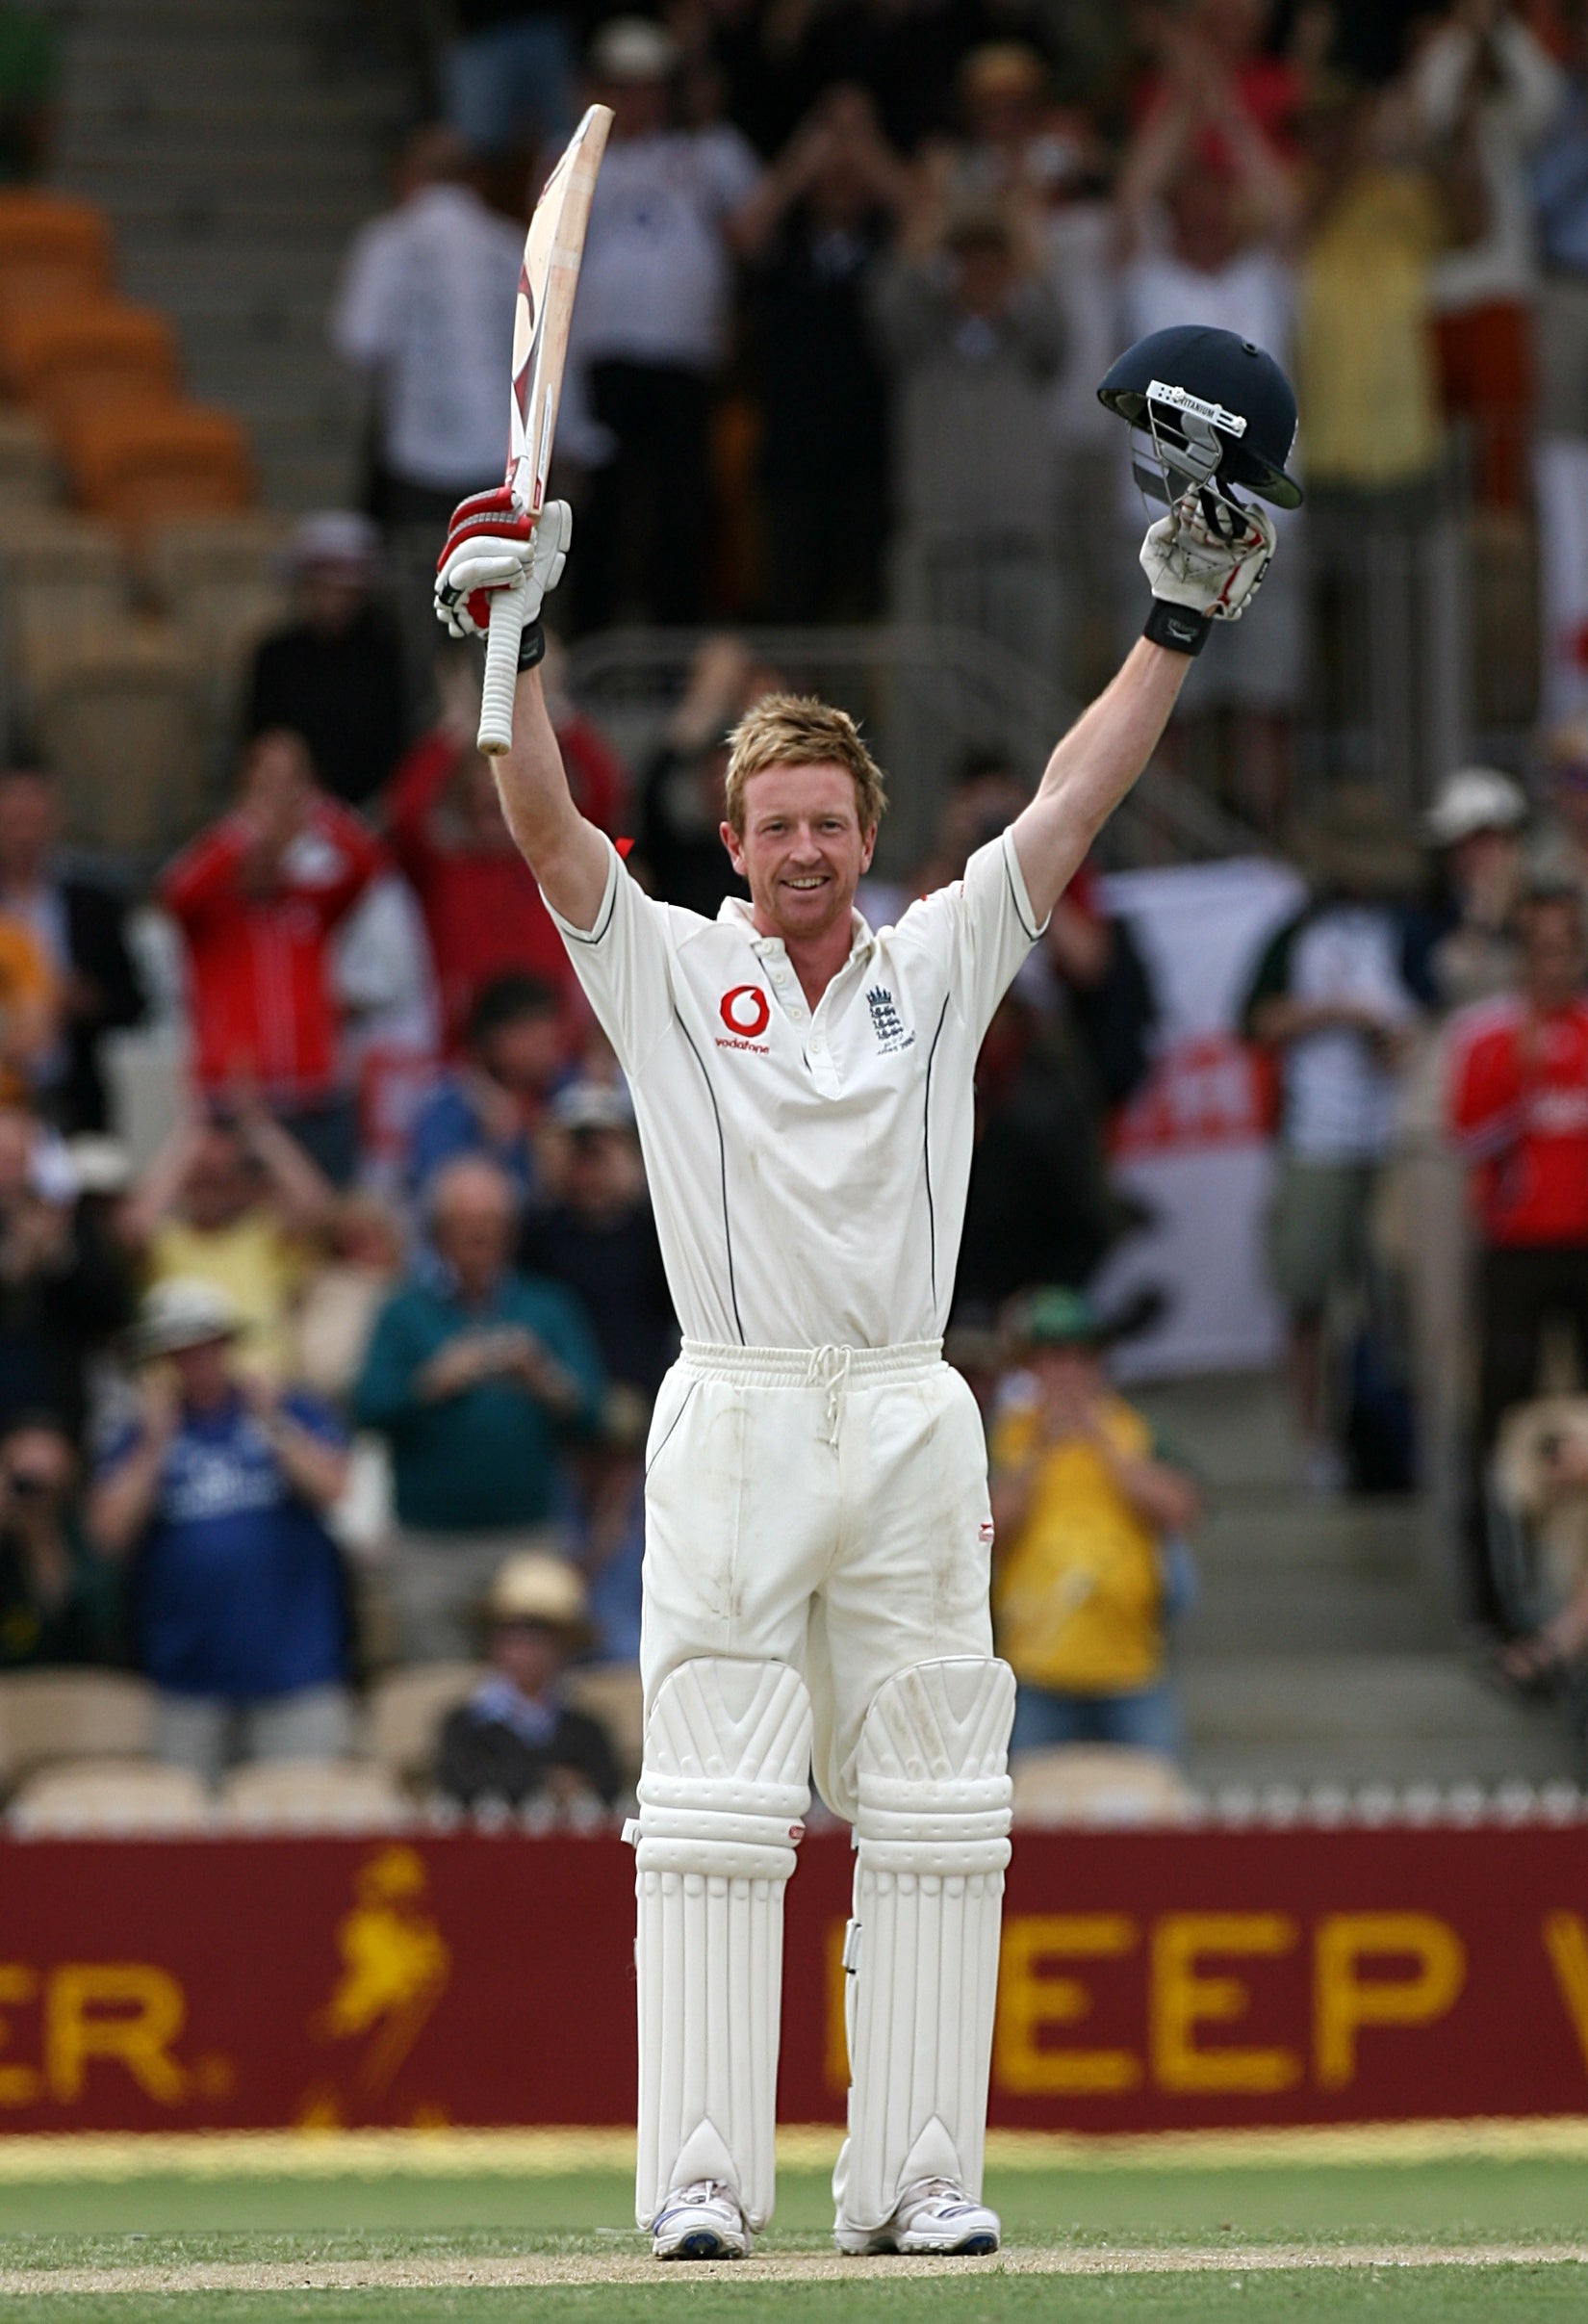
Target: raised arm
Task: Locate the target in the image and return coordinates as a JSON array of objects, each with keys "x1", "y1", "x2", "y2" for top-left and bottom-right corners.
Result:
[
  {"x1": 1011, "y1": 643, "x2": 1189, "y2": 927},
  {"x1": 1012, "y1": 495, "x2": 1278, "y2": 925},
  {"x1": 491, "y1": 664, "x2": 611, "y2": 931},
  {"x1": 434, "y1": 496, "x2": 610, "y2": 932}
]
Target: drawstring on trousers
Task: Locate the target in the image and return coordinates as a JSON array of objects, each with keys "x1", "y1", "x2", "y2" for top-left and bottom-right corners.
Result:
[{"x1": 805, "y1": 1344, "x2": 855, "y2": 1444}]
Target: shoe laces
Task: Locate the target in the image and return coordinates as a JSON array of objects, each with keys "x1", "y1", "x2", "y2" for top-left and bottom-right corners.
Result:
[
  {"x1": 663, "y1": 2180, "x2": 738, "y2": 2214},
  {"x1": 899, "y1": 2176, "x2": 976, "y2": 2217}
]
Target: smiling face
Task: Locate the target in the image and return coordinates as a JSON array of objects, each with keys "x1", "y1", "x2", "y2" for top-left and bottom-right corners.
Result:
[{"x1": 721, "y1": 761, "x2": 876, "y2": 947}]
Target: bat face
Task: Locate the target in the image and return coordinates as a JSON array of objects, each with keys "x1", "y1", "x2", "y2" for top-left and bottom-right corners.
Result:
[{"x1": 506, "y1": 105, "x2": 612, "y2": 521}]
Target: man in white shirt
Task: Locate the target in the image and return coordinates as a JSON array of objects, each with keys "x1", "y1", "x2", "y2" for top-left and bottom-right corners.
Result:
[
  {"x1": 332, "y1": 127, "x2": 524, "y2": 528},
  {"x1": 433, "y1": 445, "x2": 1275, "y2": 2259},
  {"x1": 567, "y1": 17, "x2": 762, "y2": 631}
]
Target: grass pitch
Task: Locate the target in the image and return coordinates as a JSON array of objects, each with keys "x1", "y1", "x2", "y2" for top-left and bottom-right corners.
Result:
[{"x1": 0, "y1": 2136, "x2": 1585, "y2": 2322}]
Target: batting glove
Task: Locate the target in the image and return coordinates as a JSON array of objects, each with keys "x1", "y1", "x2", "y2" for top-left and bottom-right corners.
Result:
[
  {"x1": 1140, "y1": 491, "x2": 1276, "y2": 657},
  {"x1": 435, "y1": 487, "x2": 572, "y2": 644}
]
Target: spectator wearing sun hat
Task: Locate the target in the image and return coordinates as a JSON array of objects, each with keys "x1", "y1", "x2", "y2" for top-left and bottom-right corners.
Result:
[
  {"x1": 988, "y1": 1288, "x2": 1200, "y2": 1758},
  {"x1": 434, "y1": 1552, "x2": 621, "y2": 1812},
  {"x1": 88, "y1": 1279, "x2": 354, "y2": 1784}
]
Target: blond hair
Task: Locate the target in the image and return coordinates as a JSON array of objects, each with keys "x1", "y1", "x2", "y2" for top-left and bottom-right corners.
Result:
[{"x1": 723, "y1": 694, "x2": 888, "y2": 836}]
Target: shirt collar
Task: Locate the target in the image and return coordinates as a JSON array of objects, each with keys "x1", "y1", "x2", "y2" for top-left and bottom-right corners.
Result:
[{"x1": 716, "y1": 895, "x2": 876, "y2": 970}]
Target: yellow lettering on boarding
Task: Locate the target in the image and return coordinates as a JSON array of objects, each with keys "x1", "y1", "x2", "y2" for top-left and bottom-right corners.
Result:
[
  {"x1": 0, "y1": 1967, "x2": 38, "y2": 2105},
  {"x1": 995, "y1": 1915, "x2": 1140, "y2": 2095},
  {"x1": 1150, "y1": 1914, "x2": 1301, "y2": 2093},
  {"x1": 1314, "y1": 1914, "x2": 1465, "y2": 2090},
  {"x1": 45, "y1": 1965, "x2": 188, "y2": 2105}
]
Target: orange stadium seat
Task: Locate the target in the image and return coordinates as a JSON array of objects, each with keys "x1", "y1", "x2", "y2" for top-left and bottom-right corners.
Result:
[
  {"x1": 66, "y1": 402, "x2": 255, "y2": 535},
  {"x1": 4, "y1": 298, "x2": 179, "y2": 430},
  {"x1": 0, "y1": 508, "x2": 133, "y2": 703},
  {"x1": 0, "y1": 191, "x2": 113, "y2": 314}
]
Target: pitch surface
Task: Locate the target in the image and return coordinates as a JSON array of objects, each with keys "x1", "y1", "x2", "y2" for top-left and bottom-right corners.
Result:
[{"x1": 0, "y1": 2154, "x2": 1586, "y2": 2320}]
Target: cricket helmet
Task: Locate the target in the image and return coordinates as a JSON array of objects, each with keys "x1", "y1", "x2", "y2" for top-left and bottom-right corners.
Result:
[{"x1": 1098, "y1": 324, "x2": 1302, "y2": 511}]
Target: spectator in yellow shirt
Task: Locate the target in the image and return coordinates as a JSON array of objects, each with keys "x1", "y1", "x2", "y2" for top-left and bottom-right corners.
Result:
[
  {"x1": 0, "y1": 910, "x2": 55, "y2": 1102},
  {"x1": 989, "y1": 1288, "x2": 1200, "y2": 1757},
  {"x1": 118, "y1": 1100, "x2": 335, "y2": 1384}
]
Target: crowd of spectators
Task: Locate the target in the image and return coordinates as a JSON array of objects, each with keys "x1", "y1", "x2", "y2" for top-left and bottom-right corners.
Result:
[
  {"x1": 19, "y1": 0, "x2": 1588, "y2": 1792},
  {"x1": 336, "y1": 0, "x2": 1588, "y2": 828}
]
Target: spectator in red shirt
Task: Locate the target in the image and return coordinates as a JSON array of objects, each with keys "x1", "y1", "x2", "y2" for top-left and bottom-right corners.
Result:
[
  {"x1": 384, "y1": 650, "x2": 626, "y2": 1050},
  {"x1": 1448, "y1": 886, "x2": 1588, "y2": 1618},
  {"x1": 161, "y1": 730, "x2": 384, "y2": 1185}
]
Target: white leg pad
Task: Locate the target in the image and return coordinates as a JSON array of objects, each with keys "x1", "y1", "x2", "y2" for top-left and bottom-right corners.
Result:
[
  {"x1": 632, "y1": 1657, "x2": 812, "y2": 2233},
  {"x1": 832, "y1": 1657, "x2": 1014, "y2": 2232}
]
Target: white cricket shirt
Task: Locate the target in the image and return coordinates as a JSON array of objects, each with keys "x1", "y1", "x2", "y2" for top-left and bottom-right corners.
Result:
[{"x1": 550, "y1": 828, "x2": 1047, "y2": 1351}]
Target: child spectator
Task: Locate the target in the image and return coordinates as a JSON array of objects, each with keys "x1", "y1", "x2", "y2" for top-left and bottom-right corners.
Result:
[
  {"x1": 160, "y1": 728, "x2": 384, "y2": 1184},
  {"x1": 89, "y1": 1280, "x2": 354, "y2": 1783},
  {"x1": 353, "y1": 1156, "x2": 604, "y2": 1660},
  {"x1": 0, "y1": 1411, "x2": 119, "y2": 1668},
  {"x1": 989, "y1": 1289, "x2": 1199, "y2": 1755},
  {"x1": 405, "y1": 972, "x2": 565, "y2": 1205},
  {"x1": 122, "y1": 1104, "x2": 334, "y2": 1386},
  {"x1": 435, "y1": 1552, "x2": 621, "y2": 1813}
]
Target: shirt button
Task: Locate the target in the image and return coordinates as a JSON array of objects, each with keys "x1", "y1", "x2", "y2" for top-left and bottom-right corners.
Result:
[{"x1": 788, "y1": 1004, "x2": 806, "y2": 1020}]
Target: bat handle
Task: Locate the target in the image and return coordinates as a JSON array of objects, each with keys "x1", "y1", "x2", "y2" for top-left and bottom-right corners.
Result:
[{"x1": 476, "y1": 579, "x2": 529, "y2": 757}]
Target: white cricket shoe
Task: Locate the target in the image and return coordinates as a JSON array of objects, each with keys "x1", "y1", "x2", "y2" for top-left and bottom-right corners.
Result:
[
  {"x1": 652, "y1": 2180, "x2": 752, "y2": 2260},
  {"x1": 834, "y1": 2177, "x2": 1002, "y2": 2257}
]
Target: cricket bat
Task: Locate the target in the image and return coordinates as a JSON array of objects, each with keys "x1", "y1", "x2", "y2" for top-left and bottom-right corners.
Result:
[{"x1": 477, "y1": 103, "x2": 612, "y2": 757}]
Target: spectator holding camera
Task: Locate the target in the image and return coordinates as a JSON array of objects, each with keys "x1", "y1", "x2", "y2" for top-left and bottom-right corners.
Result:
[
  {"x1": 0, "y1": 1411, "x2": 119, "y2": 1668},
  {"x1": 354, "y1": 1156, "x2": 604, "y2": 1660},
  {"x1": 435, "y1": 1552, "x2": 621, "y2": 1813},
  {"x1": 989, "y1": 1289, "x2": 1199, "y2": 1756},
  {"x1": 122, "y1": 1102, "x2": 335, "y2": 1386},
  {"x1": 0, "y1": 1104, "x2": 132, "y2": 1443},
  {"x1": 160, "y1": 728, "x2": 384, "y2": 1185},
  {"x1": 89, "y1": 1280, "x2": 354, "y2": 1782}
]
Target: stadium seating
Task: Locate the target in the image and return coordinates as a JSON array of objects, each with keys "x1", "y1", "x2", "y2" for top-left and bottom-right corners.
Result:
[
  {"x1": 0, "y1": 192, "x2": 113, "y2": 315},
  {"x1": 0, "y1": 1670, "x2": 157, "y2": 1791},
  {"x1": 65, "y1": 403, "x2": 255, "y2": 536},
  {"x1": 4, "y1": 299, "x2": 180, "y2": 432},
  {"x1": 33, "y1": 623, "x2": 208, "y2": 853},
  {"x1": 367, "y1": 1663, "x2": 482, "y2": 1792},
  {"x1": 143, "y1": 508, "x2": 292, "y2": 712},
  {"x1": 0, "y1": 509, "x2": 132, "y2": 700},
  {"x1": 219, "y1": 1758, "x2": 407, "y2": 1831},
  {"x1": 1009, "y1": 1744, "x2": 1193, "y2": 1828},
  {"x1": 0, "y1": 408, "x2": 59, "y2": 509},
  {"x1": 565, "y1": 1665, "x2": 644, "y2": 1790},
  {"x1": 8, "y1": 1757, "x2": 209, "y2": 1836}
]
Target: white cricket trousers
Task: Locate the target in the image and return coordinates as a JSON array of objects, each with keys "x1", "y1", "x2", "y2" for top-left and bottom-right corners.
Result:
[{"x1": 639, "y1": 1339, "x2": 995, "y2": 1820}]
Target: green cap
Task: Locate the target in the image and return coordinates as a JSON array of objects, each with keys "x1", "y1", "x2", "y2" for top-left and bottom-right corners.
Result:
[{"x1": 1015, "y1": 1286, "x2": 1103, "y2": 1348}]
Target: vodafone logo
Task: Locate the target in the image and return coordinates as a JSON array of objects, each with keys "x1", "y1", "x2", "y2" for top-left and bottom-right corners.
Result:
[{"x1": 720, "y1": 985, "x2": 771, "y2": 1039}]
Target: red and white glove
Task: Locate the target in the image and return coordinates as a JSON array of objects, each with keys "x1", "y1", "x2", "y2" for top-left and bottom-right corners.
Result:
[{"x1": 434, "y1": 486, "x2": 572, "y2": 643}]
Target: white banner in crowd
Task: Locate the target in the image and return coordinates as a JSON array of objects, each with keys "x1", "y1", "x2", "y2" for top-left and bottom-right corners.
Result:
[
  {"x1": 1536, "y1": 434, "x2": 1588, "y2": 726},
  {"x1": 1093, "y1": 856, "x2": 1305, "y2": 1381}
]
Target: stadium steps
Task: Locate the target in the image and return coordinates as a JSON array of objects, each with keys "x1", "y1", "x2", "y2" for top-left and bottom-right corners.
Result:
[
  {"x1": 1134, "y1": 1371, "x2": 1578, "y2": 1788},
  {"x1": 48, "y1": 0, "x2": 412, "y2": 508}
]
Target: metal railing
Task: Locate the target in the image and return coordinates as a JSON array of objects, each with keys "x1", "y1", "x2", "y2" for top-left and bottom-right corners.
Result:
[{"x1": 566, "y1": 622, "x2": 1263, "y2": 874}]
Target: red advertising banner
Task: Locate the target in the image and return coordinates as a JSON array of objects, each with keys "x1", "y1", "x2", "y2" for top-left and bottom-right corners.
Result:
[{"x1": 1, "y1": 1824, "x2": 1588, "y2": 2134}]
